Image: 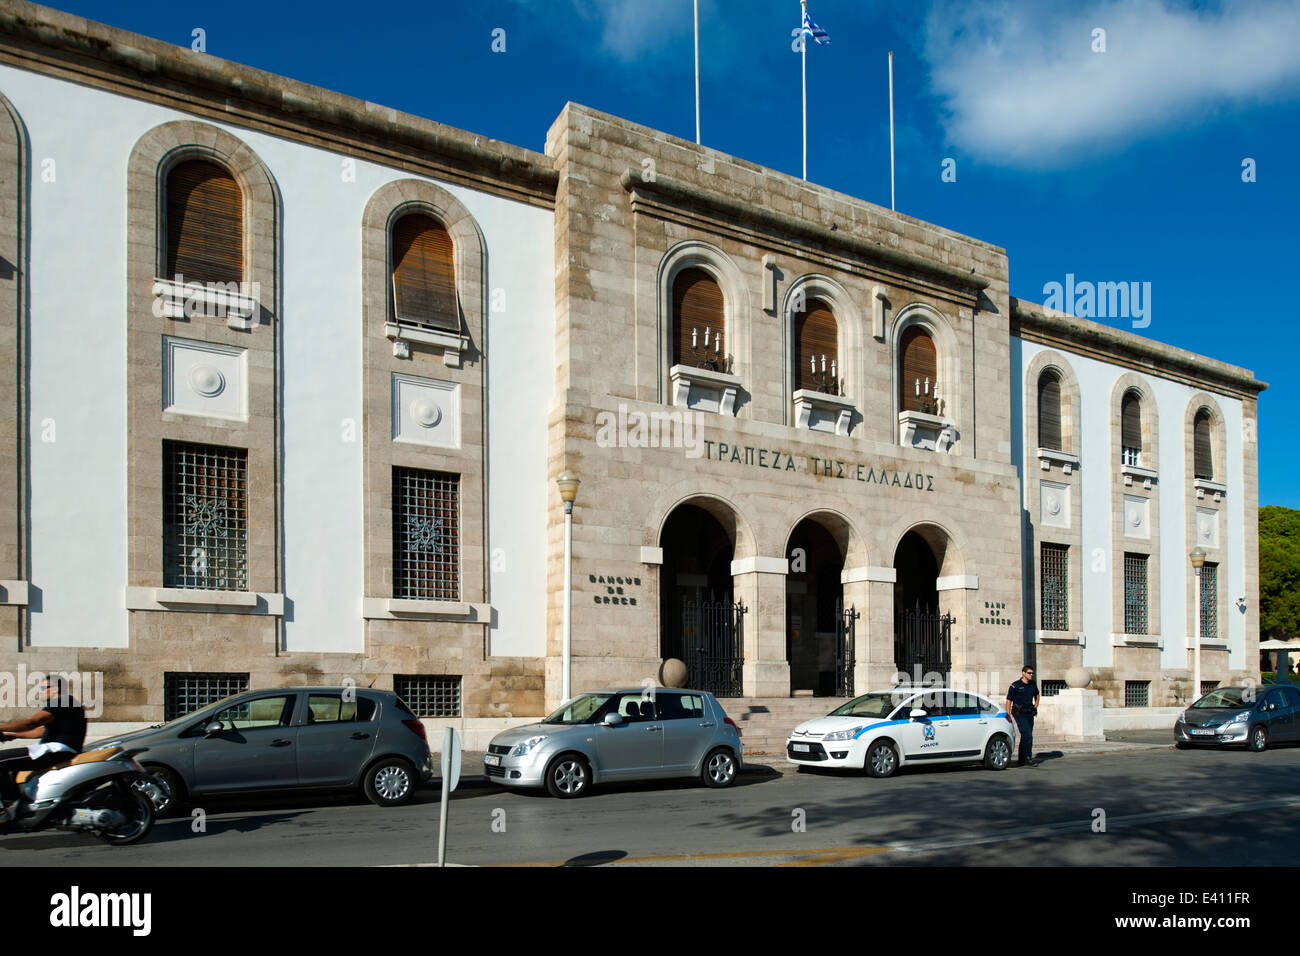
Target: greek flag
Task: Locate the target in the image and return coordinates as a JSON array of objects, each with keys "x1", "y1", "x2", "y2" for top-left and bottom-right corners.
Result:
[{"x1": 802, "y1": 8, "x2": 830, "y2": 44}]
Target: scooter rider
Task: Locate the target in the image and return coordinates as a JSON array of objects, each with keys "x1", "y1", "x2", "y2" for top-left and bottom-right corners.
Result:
[{"x1": 0, "y1": 674, "x2": 87, "y2": 821}]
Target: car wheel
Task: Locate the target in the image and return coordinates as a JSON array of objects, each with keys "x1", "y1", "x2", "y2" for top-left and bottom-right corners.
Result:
[
  {"x1": 1248, "y1": 725, "x2": 1268, "y2": 753},
  {"x1": 864, "y1": 740, "x2": 898, "y2": 778},
  {"x1": 137, "y1": 765, "x2": 185, "y2": 817},
  {"x1": 545, "y1": 753, "x2": 590, "y2": 798},
  {"x1": 363, "y1": 757, "x2": 416, "y2": 807},
  {"x1": 701, "y1": 748, "x2": 737, "y2": 788},
  {"x1": 983, "y1": 734, "x2": 1011, "y2": 770}
]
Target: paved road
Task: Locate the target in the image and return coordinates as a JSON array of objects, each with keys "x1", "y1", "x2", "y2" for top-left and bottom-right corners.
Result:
[{"x1": 3, "y1": 740, "x2": 1297, "y2": 866}]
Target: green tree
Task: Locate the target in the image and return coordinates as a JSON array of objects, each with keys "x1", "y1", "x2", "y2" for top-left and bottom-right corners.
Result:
[{"x1": 1260, "y1": 505, "x2": 1300, "y2": 640}]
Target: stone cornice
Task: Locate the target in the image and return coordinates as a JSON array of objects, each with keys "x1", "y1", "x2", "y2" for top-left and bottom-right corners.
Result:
[
  {"x1": 0, "y1": 0, "x2": 558, "y2": 208},
  {"x1": 619, "y1": 168, "x2": 992, "y2": 299},
  {"x1": 1011, "y1": 297, "x2": 1267, "y2": 400}
]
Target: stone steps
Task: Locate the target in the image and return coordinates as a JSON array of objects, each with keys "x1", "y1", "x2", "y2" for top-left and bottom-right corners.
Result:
[{"x1": 715, "y1": 696, "x2": 850, "y2": 754}]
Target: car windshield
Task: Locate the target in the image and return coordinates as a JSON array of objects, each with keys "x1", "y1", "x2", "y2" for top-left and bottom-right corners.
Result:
[
  {"x1": 543, "y1": 693, "x2": 615, "y2": 725},
  {"x1": 828, "y1": 693, "x2": 910, "y2": 720},
  {"x1": 1192, "y1": 688, "x2": 1252, "y2": 710}
]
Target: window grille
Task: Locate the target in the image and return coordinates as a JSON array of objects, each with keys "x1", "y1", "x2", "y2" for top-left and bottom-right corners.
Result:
[
  {"x1": 1124, "y1": 681, "x2": 1150, "y2": 707},
  {"x1": 164, "y1": 671, "x2": 249, "y2": 721},
  {"x1": 163, "y1": 441, "x2": 249, "y2": 590},
  {"x1": 1200, "y1": 681, "x2": 1219, "y2": 697},
  {"x1": 392, "y1": 468, "x2": 459, "y2": 600},
  {"x1": 1041, "y1": 543, "x2": 1069, "y2": 631},
  {"x1": 394, "y1": 675, "x2": 462, "y2": 717},
  {"x1": 1123, "y1": 553, "x2": 1148, "y2": 635},
  {"x1": 1041, "y1": 680, "x2": 1068, "y2": 697},
  {"x1": 1199, "y1": 563, "x2": 1218, "y2": 641}
]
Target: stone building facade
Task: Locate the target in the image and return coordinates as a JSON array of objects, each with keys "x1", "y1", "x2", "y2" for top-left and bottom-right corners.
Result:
[{"x1": 0, "y1": 2, "x2": 1263, "y2": 729}]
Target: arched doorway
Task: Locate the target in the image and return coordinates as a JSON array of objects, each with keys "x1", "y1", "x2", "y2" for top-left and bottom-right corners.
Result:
[
  {"x1": 659, "y1": 503, "x2": 743, "y2": 696},
  {"x1": 893, "y1": 529, "x2": 951, "y2": 683},
  {"x1": 786, "y1": 519, "x2": 848, "y2": 696}
]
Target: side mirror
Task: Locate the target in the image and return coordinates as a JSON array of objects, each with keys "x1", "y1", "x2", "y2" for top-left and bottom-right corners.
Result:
[
  {"x1": 204, "y1": 721, "x2": 225, "y2": 735},
  {"x1": 603, "y1": 713, "x2": 624, "y2": 727},
  {"x1": 909, "y1": 708, "x2": 927, "y2": 719}
]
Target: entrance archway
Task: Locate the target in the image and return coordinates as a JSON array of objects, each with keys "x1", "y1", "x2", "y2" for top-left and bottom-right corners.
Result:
[
  {"x1": 659, "y1": 502, "x2": 742, "y2": 696},
  {"x1": 893, "y1": 529, "x2": 950, "y2": 682},
  {"x1": 786, "y1": 518, "x2": 848, "y2": 696}
]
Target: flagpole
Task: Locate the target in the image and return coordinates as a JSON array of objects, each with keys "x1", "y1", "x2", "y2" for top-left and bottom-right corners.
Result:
[
  {"x1": 888, "y1": 50, "x2": 895, "y2": 211},
  {"x1": 694, "y1": 0, "x2": 700, "y2": 144},
  {"x1": 801, "y1": 0, "x2": 807, "y2": 179}
]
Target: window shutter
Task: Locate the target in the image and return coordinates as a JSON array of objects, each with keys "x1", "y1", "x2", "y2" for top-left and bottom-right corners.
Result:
[
  {"x1": 1037, "y1": 372, "x2": 1062, "y2": 450},
  {"x1": 392, "y1": 214, "x2": 457, "y2": 332},
  {"x1": 166, "y1": 160, "x2": 243, "y2": 286},
  {"x1": 1194, "y1": 410, "x2": 1213, "y2": 479},
  {"x1": 672, "y1": 268, "x2": 725, "y2": 367},
  {"x1": 794, "y1": 299, "x2": 838, "y2": 392},
  {"x1": 899, "y1": 327, "x2": 937, "y2": 413},
  {"x1": 1121, "y1": 392, "x2": 1142, "y2": 454}
]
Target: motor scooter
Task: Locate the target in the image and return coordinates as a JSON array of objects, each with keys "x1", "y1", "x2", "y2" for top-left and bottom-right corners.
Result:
[{"x1": 0, "y1": 746, "x2": 157, "y2": 845}]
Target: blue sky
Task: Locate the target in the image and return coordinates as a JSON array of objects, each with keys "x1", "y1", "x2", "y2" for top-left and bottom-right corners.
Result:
[{"x1": 48, "y1": 0, "x2": 1300, "y2": 506}]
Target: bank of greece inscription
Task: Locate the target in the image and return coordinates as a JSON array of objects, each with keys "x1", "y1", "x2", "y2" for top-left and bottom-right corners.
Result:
[
  {"x1": 702, "y1": 441, "x2": 937, "y2": 492},
  {"x1": 590, "y1": 574, "x2": 641, "y2": 606}
]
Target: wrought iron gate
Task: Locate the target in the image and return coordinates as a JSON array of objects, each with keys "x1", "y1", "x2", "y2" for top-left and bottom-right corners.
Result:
[
  {"x1": 835, "y1": 600, "x2": 859, "y2": 697},
  {"x1": 680, "y1": 594, "x2": 746, "y2": 697},
  {"x1": 894, "y1": 607, "x2": 953, "y2": 683}
]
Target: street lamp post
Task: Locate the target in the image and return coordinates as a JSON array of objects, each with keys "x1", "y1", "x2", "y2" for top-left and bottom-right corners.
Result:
[
  {"x1": 556, "y1": 469, "x2": 581, "y2": 703},
  {"x1": 1190, "y1": 546, "x2": 1206, "y2": 703}
]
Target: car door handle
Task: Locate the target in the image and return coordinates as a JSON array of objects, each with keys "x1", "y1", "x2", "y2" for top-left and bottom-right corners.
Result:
[
  {"x1": 698, "y1": 722, "x2": 714, "y2": 728},
  {"x1": 350, "y1": 732, "x2": 370, "y2": 740},
  {"x1": 271, "y1": 739, "x2": 293, "y2": 747},
  {"x1": 646, "y1": 726, "x2": 660, "y2": 732}
]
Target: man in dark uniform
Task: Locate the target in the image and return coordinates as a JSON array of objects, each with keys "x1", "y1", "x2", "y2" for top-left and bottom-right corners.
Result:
[
  {"x1": 0, "y1": 674, "x2": 87, "y2": 820},
  {"x1": 1005, "y1": 665, "x2": 1040, "y2": 767}
]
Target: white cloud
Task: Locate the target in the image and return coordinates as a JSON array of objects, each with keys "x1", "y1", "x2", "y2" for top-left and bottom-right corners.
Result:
[
  {"x1": 924, "y1": 0, "x2": 1300, "y2": 167},
  {"x1": 511, "y1": 0, "x2": 690, "y2": 61}
]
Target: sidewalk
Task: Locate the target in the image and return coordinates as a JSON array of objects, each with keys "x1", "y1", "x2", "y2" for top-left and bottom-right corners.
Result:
[{"x1": 435, "y1": 732, "x2": 1174, "y2": 789}]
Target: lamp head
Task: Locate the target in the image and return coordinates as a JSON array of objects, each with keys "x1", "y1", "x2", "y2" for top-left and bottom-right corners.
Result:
[
  {"x1": 1189, "y1": 546, "x2": 1207, "y2": 569},
  {"x1": 556, "y1": 469, "x2": 581, "y2": 505}
]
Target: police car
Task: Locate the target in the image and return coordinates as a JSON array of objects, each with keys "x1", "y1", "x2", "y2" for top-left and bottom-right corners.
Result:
[{"x1": 786, "y1": 688, "x2": 1017, "y2": 777}]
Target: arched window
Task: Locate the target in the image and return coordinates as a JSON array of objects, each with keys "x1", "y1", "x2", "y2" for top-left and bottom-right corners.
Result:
[
  {"x1": 794, "y1": 298, "x2": 838, "y2": 393},
  {"x1": 1121, "y1": 390, "x2": 1143, "y2": 466},
  {"x1": 391, "y1": 213, "x2": 457, "y2": 333},
  {"x1": 898, "y1": 326, "x2": 938, "y2": 413},
  {"x1": 672, "y1": 267, "x2": 725, "y2": 368},
  {"x1": 1038, "y1": 370, "x2": 1063, "y2": 451},
  {"x1": 165, "y1": 159, "x2": 243, "y2": 285},
  {"x1": 1194, "y1": 408, "x2": 1214, "y2": 480}
]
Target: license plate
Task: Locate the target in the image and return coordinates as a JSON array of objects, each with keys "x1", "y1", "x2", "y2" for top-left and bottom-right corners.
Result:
[
  {"x1": 1190, "y1": 728, "x2": 1217, "y2": 736},
  {"x1": 484, "y1": 754, "x2": 502, "y2": 765},
  {"x1": 792, "y1": 743, "x2": 810, "y2": 752}
]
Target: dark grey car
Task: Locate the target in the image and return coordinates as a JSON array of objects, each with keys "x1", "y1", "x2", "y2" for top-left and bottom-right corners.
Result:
[
  {"x1": 90, "y1": 686, "x2": 434, "y2": 814},
  {"x1": 1175, "y1": 684, "x2": 1300, "y2": 751}
]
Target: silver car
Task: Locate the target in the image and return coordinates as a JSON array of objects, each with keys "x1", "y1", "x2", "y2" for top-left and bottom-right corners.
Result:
[
  {"x1": 484, "y1": 688, "x2": 743, "y2": 798},
  {"x1": 90, "y1": 686, "x2": 434, "y2": 813}
]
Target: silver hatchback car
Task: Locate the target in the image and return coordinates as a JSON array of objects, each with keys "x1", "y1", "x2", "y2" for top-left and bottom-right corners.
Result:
[
  {"x1": 484, "y1": 688, "x2": 743, "y2": 798},
  {"x1": 90, "y1": 686, "x2": 434, "y2": 814}
]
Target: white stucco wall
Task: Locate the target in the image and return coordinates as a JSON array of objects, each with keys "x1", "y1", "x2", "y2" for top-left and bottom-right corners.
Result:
[
  {"x1": 0, "y1": 64, "x2": 552, "y2": 659},
  {"x1": 1016, "y1": 337, "x2": 1247, "y2": 671}
]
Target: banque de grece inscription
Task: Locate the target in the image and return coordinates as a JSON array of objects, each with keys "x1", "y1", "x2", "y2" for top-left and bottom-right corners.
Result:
[{"x1": 702, "y1": 441, "x2": 937, "y2": 492}]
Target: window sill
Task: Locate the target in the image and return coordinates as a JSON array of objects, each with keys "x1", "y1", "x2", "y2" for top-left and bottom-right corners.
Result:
[
  {"x1": 125, "y1": 586, "x2": 284, "y2": 615},
  {"x1": 1030, "y1": 629, "x2": 1084, "y2": 645},
  {"x1": 362, "y1": 598, "x2": 491, "y2": 622},
  {"x1": 0, "y1": 580, "x2": 29, "y2": 606},
  {"x1": 669, "y1": 364, "x2": 742, "y2": 417},
  {"x1": 1111, "y1": 632, "x2": 1162, "y2": 649},
  {"x1": 1120, "y1": 463, "x2": 1158, "y2": 489},
  {"x1": 153, "y1": 278, "x2": 258, "y2": 331},
  {"x1": 385, "y1": 321, "x2": 468, "y2": 367},
  {"x1": 1194, "y1": 635, "x2": 1229, "y2": 650},
  {"x1": 1038, "y1": 448, "x2": 1080, "y2": 474},
  {"x1": 898, "y1": 410, "x2": 957, "y2": 453},
  {"x1": 1194, "y1": 478, "x2": 1226, "y2": 502},
  {"x1": 792, "y1": 389, "x2": 855, "y2": 436}
]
